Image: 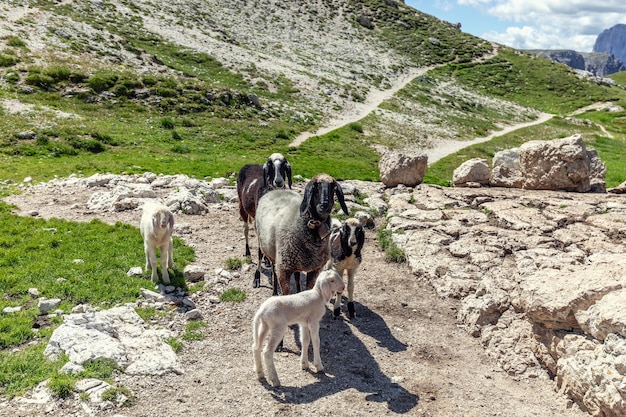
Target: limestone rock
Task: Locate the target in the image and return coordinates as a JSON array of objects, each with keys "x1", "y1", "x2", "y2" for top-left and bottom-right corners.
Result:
[
  {"x1": 44, "y1": 306, "x2": 182, "y2": 375},
  {"x1": 379, "y1": 151, "x2": 427, "y2": 187},
  {"x1": 490, "y1": 148, "x2": 523, "y2": 188},
  {"x1": 519, "y1": 134, "x2": 595, "y2": 192},
  {"x1": 453, "y1": 158, "x2": 490, "y2": 187}
]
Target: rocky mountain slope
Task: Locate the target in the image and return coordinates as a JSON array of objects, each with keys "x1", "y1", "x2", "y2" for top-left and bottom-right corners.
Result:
[
  {"x1": 593, "y1": 23, "x2": 626, "y2": 70},
  {"x1": 528, "y1": 49, "x2": 625, "y2": 77}
]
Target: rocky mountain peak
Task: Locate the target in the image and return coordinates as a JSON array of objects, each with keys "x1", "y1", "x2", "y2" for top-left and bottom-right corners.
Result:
[{"x1": 593, "y1": 23, "x2": 626, "y2": 68}]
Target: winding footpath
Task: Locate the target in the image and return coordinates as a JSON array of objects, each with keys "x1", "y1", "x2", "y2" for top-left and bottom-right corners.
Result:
[
  {"x1": 288, "y1": 44, "x2": 558, "y2": 164},
  {"x1": 289, "y1": 46, "x2": 501, "y2": 148}
]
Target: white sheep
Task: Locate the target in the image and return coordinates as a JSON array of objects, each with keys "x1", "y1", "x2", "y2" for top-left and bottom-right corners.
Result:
[
  {"x1": 326, "y1": 218, "x2": 365, "y2": 318},
  {"x1": 140, "y1": 201, "x2": 174, "y2": 284},
  {"x1": 252, "y1": 269, "x2": 345, "y2": 387}
]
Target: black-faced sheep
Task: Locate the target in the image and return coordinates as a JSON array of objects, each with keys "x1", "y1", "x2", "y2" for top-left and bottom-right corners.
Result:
[
  {"x1": 254, "y1": 173, "x2": 349, "y2": 296},
  {"x1": 140, "y1": 201, "x2": 174, "y2": 284},
  {"x1": 252, "y1": 269, "x2": 345, "y2": 387},
  {"x1": 237, "y1": 153, "x2": 292, "y2": 258},
  {"x1": 327, "y1": 218, "x2": 365, "y2": 318}
]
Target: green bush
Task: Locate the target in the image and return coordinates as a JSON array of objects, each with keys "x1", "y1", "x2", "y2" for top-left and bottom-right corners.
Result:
[
  {"x1": 87, "y1": 70, "x2": 119, "y2": 92},
  {"x1": 24, "y1": 72, "x2": 54, "y2": 88},
  {"x1": 6, "y1": 37, "x2": 26, "y2": 47},
  {"x1": 43, "y1": 66, "x2": 72, "y2": 82},
  {"x1": 0, "y1": 54, "x2": 19, "y2": 67}
]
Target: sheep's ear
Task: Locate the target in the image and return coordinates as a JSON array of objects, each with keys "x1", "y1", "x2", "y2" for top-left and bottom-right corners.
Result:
[
  {"x1": 321, "y1": 279, "x2": 333, "y2": 302},
  {"x1": 168, "y1": 212, "x2": 174, "y2": 231},
  {"x1": 334, "y1": 183, "x2": 349, "y2": 215},
  {"x1": 263, "y1": 160, "x2": 271, "y2": 188},
  {"x1": 285, "y1": 161, "x2": 293, "y2": 189},
  {"x1": 152, "y1": 215, "x2": 158, "y2": 231},
  {"x1": 300, "y1": 180, "x2": 314, "y2": 215},
  {"x1": 356, "y1": 225, "x2": 365, "y2": 249}
]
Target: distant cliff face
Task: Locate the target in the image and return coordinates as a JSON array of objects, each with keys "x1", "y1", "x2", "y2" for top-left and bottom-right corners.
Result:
[
  {"x1": 528, "y1": 49, "x2": 625, "y2": 77},
  {"x1": 593, "y1": 24, "x2": 626, "y2": 68}
]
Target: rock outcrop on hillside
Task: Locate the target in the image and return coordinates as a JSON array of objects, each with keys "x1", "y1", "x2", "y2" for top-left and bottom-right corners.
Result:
[
  {"x1": 528, "y1": 49, "x2": 625, "y2": 77},
  {"x1": 385, "y1": 184, "x2": 626, "y2": 416}
]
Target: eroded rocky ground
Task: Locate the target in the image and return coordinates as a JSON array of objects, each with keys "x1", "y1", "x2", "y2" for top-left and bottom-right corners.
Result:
[{"x1": 3, "y1": 174, "x2": 620, "y2": 416}]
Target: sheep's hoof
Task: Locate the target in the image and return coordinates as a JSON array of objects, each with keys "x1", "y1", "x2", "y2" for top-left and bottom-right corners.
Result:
[
  {"x1": 301, "y1": 361, "x2": 309, "y2": 370},
  {"x1": 252, "y1": 271, "x2": 261, "y2": 288},
  {"x1": 348, "y1": 302, "x2": 355, "y2": 318},
  {"x1": 333, "y1": 308, "x2": 340, "y2": 318},
  {"x1": 269, "y1": 378, "x2": 281, "y2": 387}
]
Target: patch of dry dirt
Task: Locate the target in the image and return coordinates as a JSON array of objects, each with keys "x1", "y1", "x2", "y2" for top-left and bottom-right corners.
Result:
[{"x1": 1, "y1": 184, "x2": 588, "y2": 417}]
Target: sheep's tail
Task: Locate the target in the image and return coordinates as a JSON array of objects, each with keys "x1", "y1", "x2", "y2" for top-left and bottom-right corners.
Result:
[{"x1": 252, "y1": 311, "x2": 265, "y2": 351}]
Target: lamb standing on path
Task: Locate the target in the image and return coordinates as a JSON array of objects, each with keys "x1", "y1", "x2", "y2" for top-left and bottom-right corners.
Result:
[
  {"x1": 140, "y1": 201, "x2": 174, "y2": 284},
  {"x1": 252, "y1": 269, "x2": 345, "y2": 387}
]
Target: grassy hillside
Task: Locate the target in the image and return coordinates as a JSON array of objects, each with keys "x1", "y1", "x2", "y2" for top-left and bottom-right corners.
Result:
[{"x1": 1, "y1": 1, "x2": 625, "y2": 186}]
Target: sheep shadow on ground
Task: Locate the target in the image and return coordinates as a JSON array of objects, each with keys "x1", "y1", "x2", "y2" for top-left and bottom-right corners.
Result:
[
  {"x1": 267, "y1": 308, "x2": 419, "y2": 414},
  {"x1": 338, "y1": 301, "x2": 408, "y2": 353}
]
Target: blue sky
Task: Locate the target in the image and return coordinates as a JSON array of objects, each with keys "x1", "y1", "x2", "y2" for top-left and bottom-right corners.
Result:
[{"x1": 405, "y1": 1, "x2": 626, "y2": 52}]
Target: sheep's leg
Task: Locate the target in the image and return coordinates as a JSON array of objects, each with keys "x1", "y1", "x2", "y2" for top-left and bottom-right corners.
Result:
[
  {"x1": 347, "y1": 269, "x2": 355, "y2": 318},
  {"x1": 264, "y1": 326, "x2": 286, "y2": 387},
  {"x1": 278, "y1": 269, "x2": 291, "y2": 296},
  {"x1": 294, "y1": 272, "x2": 302, "y2": 293},
  {"x1": 306, "y1": 269, "x2": 321, "y2": 290},
  {"x1": 144, "y1": 242, "x2": 152, "y2": 270},
  {"x1": 299, "y1": 323, "x2": 310, "y2": 370},
  {"x1": 146, "y1": 243, "x2": 159, "y2": 283},
  {"x1": 310, "y1": 321, "x2": 324, "y2": 372},
  {"x1": 159, "y1": 243, "x2": 170, "y2": 284},
  {"x1": 333, "y1": 291, "x2": 343, "y2": 318},
  {"x1": 252, "y1": 319, "x2": 267, "y2": 379},
  {"x1": 253, "y1": 248, "x2": 262, "y2": 288},
  {"x1": 167, "y1": 237, "x2": 173, "y2": 269},
  {"x1": 272, "y1": 265, "x2": 281, "y2": 296},
  {"x1": 243, "y1": 220, "x2": 251, "y2": 257}
]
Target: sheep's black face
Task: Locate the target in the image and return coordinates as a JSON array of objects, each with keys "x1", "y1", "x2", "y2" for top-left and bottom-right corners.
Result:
[
  {"x1": 342, "y1": 223, "x2": 363, "y2": 247},
  {"x1": 264, "y1": 155, "x2": 292, "y2": 190},
  {"x1": 313, "y1": 181, "x2": 334, "y2": 219},
  {"x1": 301, "y1": 174, "x2": 349, "y2": 219}
]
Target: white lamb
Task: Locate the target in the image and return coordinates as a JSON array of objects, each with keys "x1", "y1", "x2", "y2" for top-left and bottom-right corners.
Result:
[
  {"x1": 140, "y1": 201, "x2": 174, "y2": 284},
  {"x1": 252, "y1": 269, "x2": 345, "y2": 387}
]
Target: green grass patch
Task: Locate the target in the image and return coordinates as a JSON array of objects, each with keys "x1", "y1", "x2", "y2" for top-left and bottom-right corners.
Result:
[
  {"x1": 219, "y1": 288, "x2": 246, "y2": 303},
  {"x1": 0, "y1": 201, "x2": 195, "y2": 349},
  {"x1": 431, "y1": 47, "x2": 625, "y2": 114},
  {"x1": 224, "y1": 257, "x2": 243, "y2": 270},
  {"x1": 181, "y1": 320, "x2": 206, "y2": 341},
  {"x1": 0, "y1": 344, "x2": 66, "y2": 398},
  {"x1": 166, "y1": 337, "x2": 184, "y2": 354},
  {"x1": 377, "y1": 227, "x2": 406, "y2": 264},
  {"x1": 101, "y1": 385, "x2": 133, "y2": 406}
]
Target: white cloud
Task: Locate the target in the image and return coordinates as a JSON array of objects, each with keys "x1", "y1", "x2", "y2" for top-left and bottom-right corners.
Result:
[
  {"x1": 482, "y1": 26, "x2": 597, "y2": 51},
  {"x1": 462, "y1": 1, "x2": 626, "y2": 51}
]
